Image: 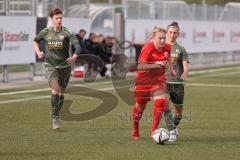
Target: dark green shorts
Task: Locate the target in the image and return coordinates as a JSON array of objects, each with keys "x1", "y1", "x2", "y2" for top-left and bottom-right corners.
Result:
[
  {"x1": 46, "y1": 66, "x2": 71, "y2": 88},
  {"x1": 167, "y1": 83, "x2": 184, "y2": 106}
]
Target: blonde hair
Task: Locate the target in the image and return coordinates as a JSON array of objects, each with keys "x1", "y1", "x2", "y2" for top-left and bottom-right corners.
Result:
[{"x1": 150, "y1": 26, "x2": 166, "y2": 40}]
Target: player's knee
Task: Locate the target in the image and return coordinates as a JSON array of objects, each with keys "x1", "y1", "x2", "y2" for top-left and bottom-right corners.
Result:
[
  {"x1": 154, "y1": 98, "x2": 168, "y2": 111},
  {"x1": 174, "y1": 114, "x2": 182, "y2": 126},
  {"x1": 51, "y1": 89, "x2": 59, "y2": 95},
  {"x1": 175, "y1": 105, "x2": 183, "y2": 114},
  {"x1": 154, "y1": 95, "x2": 169, "y2": 110},
  {"x1": 175, "y1": 113, "x2": 182, "y2": 119},
  {"x1": 135, "y1": 103, "x2": 146, "y2": 110},
  {"x1": 58, "y1": 91, "x2": 65, "y2": 96},
  {"x1": 153, "y1": 91, "x2": 168, "y2": 101}
]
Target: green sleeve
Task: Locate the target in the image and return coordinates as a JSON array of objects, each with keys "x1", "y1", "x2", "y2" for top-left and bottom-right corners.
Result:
[
  {"x1": 34, "y1": 28, "x2": 49, "y2": 42},
  {"x1": 69, "y1": 34, "x2": 81, "y2": 56},
  {"x1": 62, "y1": 27, "x2": 81, "y2": 56},
  {"x1": 181, "y1": 47, "x2": 189, "y2": 63}
]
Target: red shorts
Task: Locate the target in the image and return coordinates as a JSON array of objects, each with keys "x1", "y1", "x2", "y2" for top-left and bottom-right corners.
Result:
[{"x1": 134, "y1": 82, "x2": 166, "y2": 105}]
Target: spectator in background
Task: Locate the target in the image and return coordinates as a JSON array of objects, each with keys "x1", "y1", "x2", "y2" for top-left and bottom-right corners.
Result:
[
  {"x1": 84, "y1": 32, "x2": 98, "y2": 76},
  {"x1": 95, "y1": 34, "x2": 112, "y2": 77},
  {"x1": 111, "y1": 37, "x2": 126, "y2": 76},
  {"x1": 75, "y1": 29, "x2": 86, "y2": 48},
  {"x1": 85, "y1": 32, "x2": 97, "y2": 54}
]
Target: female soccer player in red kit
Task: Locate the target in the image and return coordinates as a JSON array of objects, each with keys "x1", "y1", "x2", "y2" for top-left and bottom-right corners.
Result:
[{"x1": 132, "y1": 26, "x2": 176, "y2": 140}]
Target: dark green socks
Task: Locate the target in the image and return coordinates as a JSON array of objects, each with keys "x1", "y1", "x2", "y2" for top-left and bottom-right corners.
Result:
[
  {"x1": 51, "y1": 94, "x2": 64, "y2": 118},
  {"x1": 164, "y1": 110, "x2": 175, "y2": 130}
]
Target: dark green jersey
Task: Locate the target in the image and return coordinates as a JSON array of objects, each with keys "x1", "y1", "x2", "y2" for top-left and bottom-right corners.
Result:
[
  {"x1": 34, "y1": 27, "x2": 81, "y2": 68},
  {"x1": 167, "y1": 42, "x2": 189, "y2": 83}
]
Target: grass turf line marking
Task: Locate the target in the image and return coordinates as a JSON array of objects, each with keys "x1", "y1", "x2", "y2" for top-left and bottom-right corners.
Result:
[
  {"x1": 0, "y1": 96, "x2": 49, "y2": 104},
  {"x1": 186, "y1": 83, "x2": 240, "y2": 88},
  {"x1": 189, "y1": 66, "x2": 240, "y2": 75},
  {"x1": 189, "y1": 71, "x2": 240, "y2": 79},
  {"x1": 1, "y1": 82, "x2": 240, "y2": 104},
  {"x1": 0, "y1": 66, "x2": 239, "y2": 96},
  {"x1": 0, "y1": 77, "x2": 134, "y2": 96},
  {"x1": 0, "y1": 85, "x2": 131, "y2": 104}
]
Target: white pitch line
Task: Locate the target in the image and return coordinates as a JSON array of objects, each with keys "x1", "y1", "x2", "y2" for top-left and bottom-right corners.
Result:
[
  {"x1": 189, "y1": 66, "x2": 240, "y2": 75},
  {"x1": 0, "y1": 96, "x2": 49, "y2": 104},
  {"x1": 0, "y1": 88, "x2": 50, "y2": 96},
  {"x1": 1, "y1": 82, "x2": 240, "y2": 104},
  {"x1": 0, "y1": 77, "x2": 134, "y2": 96},
  {"x1": 0, "y1": 82, "x2": 111, "y2": 96},
  {"x1": 0, "y1": 85, "x2": 131, "y2": 104},
  {"x1": 186, "y1": 83, "x2": 240, "y2": 88},
  {"x1": 0, "y1": 66, "x2": 239, "y2": 96},
  {"x1": 189, "y1": 70, "x2": 240, "y2": 79}
]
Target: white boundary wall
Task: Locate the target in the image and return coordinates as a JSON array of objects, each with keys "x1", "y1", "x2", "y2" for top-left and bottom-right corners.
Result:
[
  {"x1": 47, "y1": 17, "x2": 91, "y2": 34},
  {"x1": 0, "y1": 16, "x2": 36, "y2": 65},
  {"x1": 126, "y1": 20, "x2": 240, "y2": 68},
  {"x1": 126, "y1": 20, "x2": 240, "y2": 53}
]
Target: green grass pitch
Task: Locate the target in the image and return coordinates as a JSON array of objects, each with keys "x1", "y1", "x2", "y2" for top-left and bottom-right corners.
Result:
[{"x1": 0, "y1": 66, "x2": 240, "y2": 160}]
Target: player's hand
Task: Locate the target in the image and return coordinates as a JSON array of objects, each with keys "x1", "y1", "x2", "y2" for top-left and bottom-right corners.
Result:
[
  {"x1": 66, "y1": 55, "x2": 77, "y2": 65},
  {"x1": 155, "y1": 61, "x2": 167, "y2": 67},
  {"x1": 180, "y1": 72, "x2": 188, "y2": 80},
  {"x1": 37, "y1": 51, "x2": 45, "y2": 59}
]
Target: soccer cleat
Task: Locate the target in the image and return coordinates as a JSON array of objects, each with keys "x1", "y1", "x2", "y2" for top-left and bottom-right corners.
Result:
[
  {"x1": 52, "y1": 117, "x2": 60, "y2": 130},
  {"x1": 168, "y1": 128, "x2": 178, "y2": 142},
  {"x1": 132, "y1": 128, "x2": 140, "y2": 140}
]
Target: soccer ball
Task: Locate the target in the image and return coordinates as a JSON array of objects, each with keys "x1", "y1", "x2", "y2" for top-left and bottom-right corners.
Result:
[{"x1": 152, "y1": 128, "x2": 170, "y2": 144}]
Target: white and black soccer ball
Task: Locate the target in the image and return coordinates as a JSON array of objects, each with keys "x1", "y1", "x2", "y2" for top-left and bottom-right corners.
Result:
[{"x1": 152, "y1": 128, "x2": 170, "y2": 144}]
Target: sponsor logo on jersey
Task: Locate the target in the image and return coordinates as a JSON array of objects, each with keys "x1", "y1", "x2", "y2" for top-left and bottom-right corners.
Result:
[
  {"x1": 171, "y1": 52, "x2": 179, "y2": 61},
  {"x1": 59, "y1": 35, "x2": 64, "y2": 40},
  {"x1": 164, "y1": 52, "x2": 168, "y2": 58},
  {"x1": 48, "y1": 41, "x2": 63, "y2": 49}
]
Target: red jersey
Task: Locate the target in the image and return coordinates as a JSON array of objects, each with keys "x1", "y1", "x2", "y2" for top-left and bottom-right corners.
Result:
[{"x1": 135, "y1": 42, "x2": 171, "y2": 86}]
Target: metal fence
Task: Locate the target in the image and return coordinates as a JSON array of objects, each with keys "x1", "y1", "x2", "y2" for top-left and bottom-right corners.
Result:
[
  {"x1": 125, "y1": 0, "x2": 235, "y2": 21},
  {"x1": 0, "y1": 0, "x2": 89, "y2": 17},
  {"x1": 1, "y1": 0, "x2": 240, "y2": 22}
]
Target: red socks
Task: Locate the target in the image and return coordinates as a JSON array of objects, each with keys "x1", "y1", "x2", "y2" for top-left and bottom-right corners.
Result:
[
  {"x1": 151, "y1": 99, "x2": 167, "y2": 134},
  {"x1": 132, "y1": 105, "x2": 144, "y2": 139}
]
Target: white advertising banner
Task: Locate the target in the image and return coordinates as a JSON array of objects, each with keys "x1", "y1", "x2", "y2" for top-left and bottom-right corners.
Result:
[
  {"x1": 47, "y1": 17, "x2": 91, "y2": 34},
  {"x1": 0, "y1": 16, "x2": 36, "y2": 65},
  {"x1": 126, "y1": 20, "x2": 240, "y2": 53}
]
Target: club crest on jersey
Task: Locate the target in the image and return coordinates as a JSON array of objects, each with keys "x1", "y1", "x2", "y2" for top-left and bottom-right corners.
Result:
[
  {"x1": 164, "y1": 52, "x2": 168, "y2": 58},
  {"x1": 59, "y1": 35, "x2": 64, "y2": 40}
]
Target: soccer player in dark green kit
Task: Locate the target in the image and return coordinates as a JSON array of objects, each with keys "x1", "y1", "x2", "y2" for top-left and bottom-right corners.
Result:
[
  {"x1": 33, "y1": 8, "x2": 81, "y2": 129},
  {"x1": 164, "y1": 21, "x2": 189, "y2": 141}
]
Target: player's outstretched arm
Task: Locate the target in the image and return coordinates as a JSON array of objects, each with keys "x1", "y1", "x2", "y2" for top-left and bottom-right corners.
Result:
[
  {"x1": 66, "y1": 32, "x2": 81, "y2": 65},
  {"x1": 167, "y1": 53, "x2": 176, "y2": 77},
  {"x1": 180, "y1": 61, "x2": 189, "y2": 80},
  {"x1": 137, "y1": 62, "x2": 162, "y2": 70},
  {"x1": 33, "y1": 41, "x2": 44, "y2": 59},
  {"x1": 66, "y1": 53, "x2": 78, "y2": 65}
]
